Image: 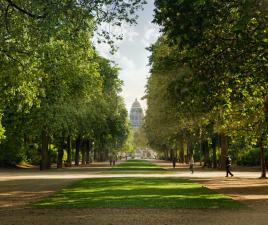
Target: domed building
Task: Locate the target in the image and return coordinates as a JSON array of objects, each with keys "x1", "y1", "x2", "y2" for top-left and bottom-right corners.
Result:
[{"x1": 130, "y1": 98, "x2": 144, "y2": 129}]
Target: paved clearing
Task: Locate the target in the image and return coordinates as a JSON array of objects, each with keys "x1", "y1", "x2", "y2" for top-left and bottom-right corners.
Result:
[{"x1": 0, "y1": 160, "x2": 268, "y2": 225}]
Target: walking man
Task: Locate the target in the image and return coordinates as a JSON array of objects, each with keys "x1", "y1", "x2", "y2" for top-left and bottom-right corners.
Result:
[{"x1": 225, "y1": 155, "x2": 234, "y2": 177}]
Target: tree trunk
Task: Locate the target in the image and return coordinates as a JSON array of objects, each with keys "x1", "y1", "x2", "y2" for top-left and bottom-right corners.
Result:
[
  {"x1": 75, "y1": 136, "x2": 81, "y2": 166},
  {"x1": 264, "y1": 96, "x2": 268, "y2": 126},
  {"x1": 66, "y1": 135, "x2": 72, "y2": 167},
  {"x1": 57, "y1": 147, "x2": 64, "y2": 168},
  {"x1": 186, "y1": 141, "x2": 192, "y2": 164},
  {"x1": 220, "y1": 133, "x2": 228, "y2": 168},
  {"x1": 202, "y1": 140, "x2": 210, "y2": 167},
  {"x1": 94, "y1": 146, "x2": 97, "y2": 161},
  {"x1": 179, "y1": 140, "x2": 184, "y2": 163},
  {"x1": 40, "y1": 131, "x2": 49, "y2": 170},
  {"x1": 101, "y1": 149, "x2": 106, "y2": 162},
  {"x1": 57, "y1": 137, "x2": 64, "y2": 168},
  {"x1": 94, "y1": 145, "x2": 100, "y2": 161},
  {"x1": 259, "y1": 136, "x2": 266, "y2": 178},
  {"x1": 85, "y1": 141, "x2": 90, "y2": 165},
  {"x1": 169, "y1": 149, "x2": 172, "y2": 162},
  {"x1": 260, "y1": 97, "x2": 268, "y2": 178},
  {"x1": 81, "y1": 141, "x2": 86, "y2": 166},
  {"x1": 212, "y1": 134, "x2": 218, "y2": 168},
  {"x1": 105, "y1": 148, "x2": 109, "y2": 161},
  {"x1": 164, "y1": 149, "x2": 169, "y2": 160}
]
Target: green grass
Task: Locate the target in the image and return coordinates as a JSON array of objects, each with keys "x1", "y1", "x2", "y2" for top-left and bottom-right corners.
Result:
[
  {"x1": 102, "y1": 171, "x2": 174, "y2": 174},
  {"x1": 33, "y1": 177, "x2": 244, "y2": 209},
  {"x1": 112, "y1": 159, "x2": 164, "y2": 171}
]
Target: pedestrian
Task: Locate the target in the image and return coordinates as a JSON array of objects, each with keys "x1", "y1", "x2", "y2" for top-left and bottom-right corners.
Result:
[
  {"x1": 225, "y1": 155, "x2": 234, "y2": 177},
  {"x1": 172, "y1": 157, "x2": 177, "y2": 168},
  {"x1": 189, "y1": 155, "x2": 194, "y2": 174}
]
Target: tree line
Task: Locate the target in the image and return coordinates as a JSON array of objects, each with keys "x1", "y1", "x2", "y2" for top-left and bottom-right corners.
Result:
[
  {"x1": 0, "y1": 0, "x2": 146, "y2": 169},
  {"x1": 144, "y1": 0, "x2": 268, "y2": 177}
]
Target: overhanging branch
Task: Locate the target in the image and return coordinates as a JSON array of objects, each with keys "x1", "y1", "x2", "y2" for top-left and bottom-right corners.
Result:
[{"x1": 6, "y1": 0, "x2": 46, "y2": 19}]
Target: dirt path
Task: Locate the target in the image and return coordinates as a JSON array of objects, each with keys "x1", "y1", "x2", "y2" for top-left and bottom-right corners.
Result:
[{"x1": 0, "y1": 160, "x2": 268, "y2": 225}]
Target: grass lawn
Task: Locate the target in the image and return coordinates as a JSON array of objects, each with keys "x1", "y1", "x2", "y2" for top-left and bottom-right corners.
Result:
[
  {"x1": 112, "y1": 159, "x2": 164, "y2": 171},
  {"x1": 103, "y1": 159, "x2": 174, "y2": 174},
  {"x1": 33, "y1": 177, "x2": 244, "y2": 209}
]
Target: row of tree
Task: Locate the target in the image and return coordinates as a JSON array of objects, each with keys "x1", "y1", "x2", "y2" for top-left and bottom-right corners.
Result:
[
  {"x1": 0, "y1": 0, "x2": 145, "y2": 169},
  {"x1": 144, "y1": 0, "x2": 268, "y2": 177}
]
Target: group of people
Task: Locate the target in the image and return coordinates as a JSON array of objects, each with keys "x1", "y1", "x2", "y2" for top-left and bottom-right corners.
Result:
[{"x1": 188, "y1": 155, "x2": 234, "y2": 177}]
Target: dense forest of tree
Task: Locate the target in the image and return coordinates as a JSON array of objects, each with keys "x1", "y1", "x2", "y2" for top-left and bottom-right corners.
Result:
[
  {"x1": 0, "y1": 0, "x2": 146, "y2": 169},
  {"x1": 144, "y1": 0, "x2": 268, "y2": 177}
]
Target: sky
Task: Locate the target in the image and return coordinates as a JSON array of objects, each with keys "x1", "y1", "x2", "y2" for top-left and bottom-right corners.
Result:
[{"x1": 95, "y1": 1, "x2": 160, "y2": 113}]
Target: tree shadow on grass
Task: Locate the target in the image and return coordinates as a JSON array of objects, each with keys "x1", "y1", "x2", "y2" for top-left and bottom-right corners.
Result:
[{"x1": 33, "y1": 177, "x2": 243, "y2": 209}]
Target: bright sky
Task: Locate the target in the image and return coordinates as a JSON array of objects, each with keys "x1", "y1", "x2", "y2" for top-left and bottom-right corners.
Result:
[{"x1": 95, "y1": 1, "x2": 160, "y2": 113}]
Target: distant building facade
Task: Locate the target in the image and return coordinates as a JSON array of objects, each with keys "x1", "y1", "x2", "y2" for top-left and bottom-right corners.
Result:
[{"x1": 130, "y1": 98, "x2": 144, "y2": 129}]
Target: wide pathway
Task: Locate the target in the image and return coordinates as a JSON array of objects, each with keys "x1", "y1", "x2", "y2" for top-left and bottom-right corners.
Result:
[{"x1": 0, "y1": 160, "x2": 268, "y2": 225}]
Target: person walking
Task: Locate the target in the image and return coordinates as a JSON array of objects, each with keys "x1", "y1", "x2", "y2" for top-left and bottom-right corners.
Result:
[
  {"x1": 189, "y1": 155, "x2": 194, "y2": 174},
  {"x1": 172, "y1": 157, "x2": 177, "y2": 168},
  {"x1": 225, "y1": 155, "x2": 234, "y2": 177}
]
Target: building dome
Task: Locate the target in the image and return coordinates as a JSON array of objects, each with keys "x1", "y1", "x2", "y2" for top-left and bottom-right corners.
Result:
[
  {"x1": 130, "y1": 98, "x2": 144, "y2": 129},
  {"x1": 131, "y1": 98, "x2": 142, "y2": 109}
]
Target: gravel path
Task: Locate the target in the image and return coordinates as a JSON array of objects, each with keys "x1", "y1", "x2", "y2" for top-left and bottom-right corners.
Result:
[{"x1": 0, "y1": 160, "x2": 268, "y2": 225}]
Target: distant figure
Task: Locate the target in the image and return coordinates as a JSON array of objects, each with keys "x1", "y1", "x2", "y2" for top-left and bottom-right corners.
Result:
[
  {"x1": 225, "y1": 155, "x2": 234, "y2": 177},
  {"x1": 189, "y1": 155, "x2": 194, "y2": 174},
  {"x1": 112, "y1": 154, "x2": 116, "y2": 166},
  {"x1": 172, "y1": 157, "x2": 177, "y2": 168}
]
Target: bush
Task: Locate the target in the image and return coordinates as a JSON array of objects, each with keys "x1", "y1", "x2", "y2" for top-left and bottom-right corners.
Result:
[
  {"x1": 0, "y1": 140, "x2": 25, "y2": 166},
  {"x1": 236, "y1": 147, "x2": 268, "y2": 166},
  {"x1": 48, "y1": 144, "x2": 58, "y2": 164},
  {"x1": 25, "y1": 144, "x2": 40, "y2": 165}
]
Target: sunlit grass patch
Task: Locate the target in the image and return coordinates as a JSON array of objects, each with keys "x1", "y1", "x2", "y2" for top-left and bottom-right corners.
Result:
[
  {"x1": 33, "y1": 177, "x2": 244, "y2": 209},
  {"x1": 102, "y1": 171, "x2": 175, "y2": 174}
]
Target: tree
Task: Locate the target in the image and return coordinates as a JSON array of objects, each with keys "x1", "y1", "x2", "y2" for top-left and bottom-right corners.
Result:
[
  {"x1": 133, "y1": 126, "x2": 148, "y2": 149},
  {"x1": 0, "y1": 0, "x2": 146, "y2": 167},
  {"x1": 149, "y1": 0, "x2": 268, "y2": 176}
]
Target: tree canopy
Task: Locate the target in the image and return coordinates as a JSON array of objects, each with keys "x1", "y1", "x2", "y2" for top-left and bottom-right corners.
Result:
[
  {"x1": 144, "y1": 0, "x2": 268, "y2": 176},
  {"x1": 0, "y1": 0, "x2": 146, "y2": 168}
]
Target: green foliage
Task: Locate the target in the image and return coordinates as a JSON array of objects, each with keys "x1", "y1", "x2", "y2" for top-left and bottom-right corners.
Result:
[
  {"x1": 237, "y1": 147, "x2": 268, "y2": 167},
  {"x1": 0, "y1": 113, "x2": 5, "y2": 142},
  {"x1": 48, "y1": 145, "x2": 59, "y2": 164},
  {"x1": 0, "y1": 140, "x2": 25, "y2": 166},
  {"x1": 145, "y1": 0, "x2": 268, "y2": 169},
  {"x1": 24, "y1": 143, "x2": 40, "y2": 165},
  {"x1": 120, "y1": 124, "x2": 135, "y2": 153},
  {"x1": 33, "y1": 177, "x2": 243, "y2": 209},
  {"x1": 0, "y1": 0, "x2": 144, "y2": 167},
  {"x1": 133, "y1": 127, "x2": 148, "y2": 149}
]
